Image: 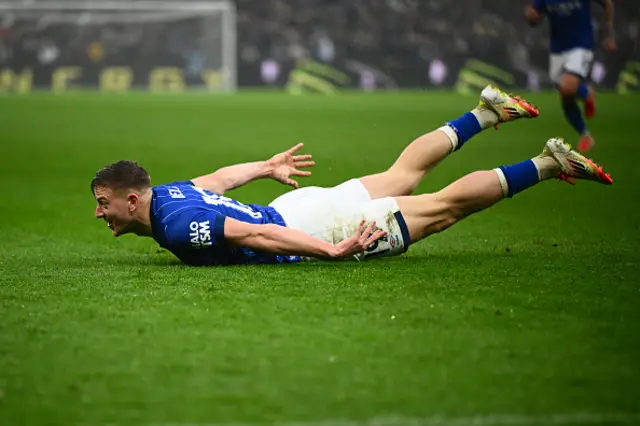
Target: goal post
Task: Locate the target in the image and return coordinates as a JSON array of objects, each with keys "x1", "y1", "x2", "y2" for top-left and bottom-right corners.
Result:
[{"x1": 0, "y1": 1, "x2": 237, "y2": 93}]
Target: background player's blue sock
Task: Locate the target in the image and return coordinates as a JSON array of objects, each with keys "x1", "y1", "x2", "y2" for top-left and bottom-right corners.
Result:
[
  {"x1": 497, "y1": 160, "x2": 540, "y2": 198},
  {"x1": 562, "y1": 98, "x2": 588, "y2": 136},
  {"x1": 577, "y1": 82, "x2": 589, "y2": 101},
  {"x1": 445, "y1": 112, "x2": 482, "y2": 151}
]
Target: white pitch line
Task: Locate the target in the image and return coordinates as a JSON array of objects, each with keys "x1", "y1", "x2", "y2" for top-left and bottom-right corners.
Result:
[{"x1": 145, "y1": 412, "x2": 640, "y2": 426}]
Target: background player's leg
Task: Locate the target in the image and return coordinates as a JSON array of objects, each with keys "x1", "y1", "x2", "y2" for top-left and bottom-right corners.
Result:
[
  {"x1": 359, "y1": 86, "x2": 539, "y2": 200},
  {"x1": 575, "y1": 78, "x2": 594, "y2": 118},
  {"x1": 395, "y1": 138, "x2": 611, "y2": 243},
  {"x1": 558, "y1": 73, "x2": 589, "y2": 135},
  {"x1": 559, "y1": 73, "x2": 595, "y2": 153},
  {"x1": 556, "y1": 49, "x2": 596, "y2": 152}
]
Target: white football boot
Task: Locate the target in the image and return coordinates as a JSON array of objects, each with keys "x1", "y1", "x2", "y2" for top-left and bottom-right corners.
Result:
[
  {"x1": 477, "y1": 85, "x2": 540, "y2": 129},
  {"x1": 541, "y1": 137, "x2": 613, "y2": 185}
]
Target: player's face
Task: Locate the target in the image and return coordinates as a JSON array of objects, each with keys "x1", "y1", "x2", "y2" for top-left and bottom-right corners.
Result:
[{"x1": 94, "y1": 186, "x2": 138, "y2": 237}]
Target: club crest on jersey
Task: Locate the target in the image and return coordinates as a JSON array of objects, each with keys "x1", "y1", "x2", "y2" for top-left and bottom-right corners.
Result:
[{"x1": 189, "y1": 220, "x2": 212, "y2": 248}]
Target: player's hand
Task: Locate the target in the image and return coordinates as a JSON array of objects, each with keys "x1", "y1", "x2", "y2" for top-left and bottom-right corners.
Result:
[
  {"x1": 266, "y1": 143, "x2": 315, "y2": 189},
  {"x1": 331, "y1": 220, "x2": 387, "y2": 259},
  {"x1": 603, "y1": 36, "x2": 617, "y2": 52},
  {"x1": 525, "y1": 4, "x2": 543, "y2": 26}
]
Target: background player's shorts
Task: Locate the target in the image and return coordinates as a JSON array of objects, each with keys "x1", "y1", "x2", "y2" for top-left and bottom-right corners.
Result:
[
  {"x1": 549, "y1": 48, "x2": 594, "y2": 84},
  {"x1": 268, "y1": 179, "x2": 411, "y2": 261}
]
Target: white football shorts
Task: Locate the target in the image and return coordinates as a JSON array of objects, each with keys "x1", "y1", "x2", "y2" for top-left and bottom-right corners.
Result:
[
  {"x1": 549, "y1": 47, "x2": 594, "y2": 84},
  {"x1": 269, "y1": 179, "x2": 411, "y2": 261}
]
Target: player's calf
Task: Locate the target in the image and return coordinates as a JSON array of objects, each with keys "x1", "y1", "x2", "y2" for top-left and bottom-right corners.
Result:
[
  {"x1": 360, "y1": 85, "x2": 539, "y2": 200},
  {"x1": 395, "y1": 170, "x2": 504, "y2": 242},
  {"x1": 395, "y1": 138, "x2": 612, "y2": 243}
]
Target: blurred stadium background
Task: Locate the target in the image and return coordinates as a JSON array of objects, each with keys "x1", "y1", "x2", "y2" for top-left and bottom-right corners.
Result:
[
  {"x1": 0, "y1": 0, "x2": 639, "y2": 93},
  {"x1": 1, "y1": 1, "x2": 640, "y2": 426}
]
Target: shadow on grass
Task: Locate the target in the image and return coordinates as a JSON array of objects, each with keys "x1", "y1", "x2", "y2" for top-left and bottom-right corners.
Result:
[{"x1": 58, "y1": 245, "x2": 564, "y2": 270}]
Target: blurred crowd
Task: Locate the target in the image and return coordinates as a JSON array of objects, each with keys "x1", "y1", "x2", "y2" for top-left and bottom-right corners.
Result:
[
  {"x1": 1, "y1": 0, "x2": 639, "y2": 89},
  {"x1": 236, "y1": 0, "x2": 640, "y2": 85}
]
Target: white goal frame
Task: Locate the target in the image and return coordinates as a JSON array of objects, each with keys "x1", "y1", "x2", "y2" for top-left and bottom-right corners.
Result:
[{"x1": 0, "y1": 1, "x2": 237, "y2": 91}]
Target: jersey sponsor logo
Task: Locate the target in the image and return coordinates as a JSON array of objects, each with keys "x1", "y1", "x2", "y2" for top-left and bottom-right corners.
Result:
[
  {"x1": 189, "y1": 220, "x2": 212, "y2": 248},
  {"x1": 547, "y1": 1, "x2": 582, "y2": 16},
  {"x1": 168, "y1": 186, "x2": 185, "y2": 199}
]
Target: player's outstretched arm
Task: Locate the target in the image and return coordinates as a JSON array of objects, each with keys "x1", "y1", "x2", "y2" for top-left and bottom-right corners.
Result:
[
  {"x1": 191, "y1": 160, "x2": 273, "y2": 194},
  {"x1": 599, "y1": 0, "x2": 616, "y2": 51},
  {"x1": 191, "y1": 143, "x2": 314, "y2": 195},
  {"x1": 224, "y1": 218, "x2": 386, "y2": 260}
]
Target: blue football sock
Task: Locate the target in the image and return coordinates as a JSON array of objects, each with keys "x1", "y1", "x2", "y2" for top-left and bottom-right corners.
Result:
[
  {"x1": 577, "y1": 82, "x2": 589, "y2": 101},
  {"x1": 445, "y1": 112, "x2": 482, "y2": 151},
  {"x1": 498, "y1": 160, "x2": 540, "y2": 198},
  {"x1": 562, "y1": 98, "x2": 588, "y2": 136}
]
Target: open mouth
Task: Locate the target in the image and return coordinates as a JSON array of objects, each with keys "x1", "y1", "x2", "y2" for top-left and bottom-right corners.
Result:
[{"x1": 107, "y1": 220, "x2": 114, "y2": 230}]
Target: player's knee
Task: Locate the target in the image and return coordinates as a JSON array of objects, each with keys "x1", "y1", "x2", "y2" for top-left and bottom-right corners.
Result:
[
  {"x1": 385, "y1": 168, "x2": 423, "y2": 196},
  {"x1": 557, "y1": 75, "x2": 580, "y2": 98},
  {"x1": 557, "y1": 83, "x2": 577, "y2": 98}
]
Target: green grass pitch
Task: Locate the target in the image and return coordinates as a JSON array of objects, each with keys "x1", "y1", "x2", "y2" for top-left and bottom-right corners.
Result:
[{"x1": 0, "y1": 91, "x2": 639, "y2": 426}]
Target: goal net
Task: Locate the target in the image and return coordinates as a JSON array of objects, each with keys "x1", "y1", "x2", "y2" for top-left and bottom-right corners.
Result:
[{"x1": 0, "y1": 1, "x2": 236, "y2": 93}]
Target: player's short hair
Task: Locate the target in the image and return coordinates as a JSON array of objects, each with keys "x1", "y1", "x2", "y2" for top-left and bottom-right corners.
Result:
[{"x1": 91, "y1": 160, "x2": 151, "y2": 194}]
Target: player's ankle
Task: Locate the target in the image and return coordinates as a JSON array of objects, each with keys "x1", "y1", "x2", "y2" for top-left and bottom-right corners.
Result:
[
  {"x1": 495, "y1": 159, "x2": 540, "y2": 198},
  {"x1": 443, "y1": 112, "x2": 483, "y2": 152},
  {"x1": 531, "y1": 155, "x2": 560, "y2": 181},
  {"x1": 471, "y1": 107, "x2": 499, "y2": 130}
]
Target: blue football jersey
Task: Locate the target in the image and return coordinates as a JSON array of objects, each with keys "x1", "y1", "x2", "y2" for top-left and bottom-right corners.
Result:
[
  {"x1": 150, "y1": 181, "x2": 300, "y2": 266},
  {"x1": 533, "y1": 0, "x2": 595, "y2": 53}
]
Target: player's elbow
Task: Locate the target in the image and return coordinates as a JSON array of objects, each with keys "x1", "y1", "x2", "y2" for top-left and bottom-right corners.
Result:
[
  {"x1": 525, "y1": 6, "x2": 543, "y2": 26},
  {"x1": 526, "y1": 17, "x2": 541, "y2": 27},
  {"x1": 253, "y1": 224, "x2": 280, "y2": 241},
  {"x1": 525, "y1": 15, "x2": 542, "y2": 27},
  {"x1": 231, "y1": 224, "x2": 285, "y2": 253},
  {"x1": 254, "y1": 224, "x2": 292, "y2": 251},
  {"x1": 252, "y1": 225, "x2": 333, "y2": 258}
]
